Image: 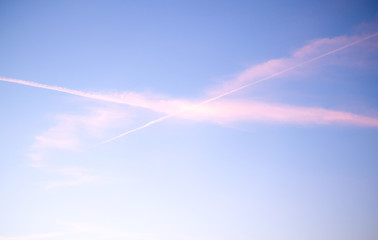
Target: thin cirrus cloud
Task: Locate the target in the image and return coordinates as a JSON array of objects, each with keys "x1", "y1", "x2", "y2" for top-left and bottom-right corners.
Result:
[
  {"x1": 28, "y1": 106, "x2": 130, "y2": 164},
  {"x1": 2, "y1": 31, "x2": 378, "y2": 137},
  {"x1": 0, "y1": 77, "x2": 190, "y2": 113},
  {"x1": 26, "y1": 107, "x2": 129, "y2": 189},
  {"x1": 1, "y1": 31, "x2": 377, "y2": 140},
  {"x1": 178, "y1": 100, "x2": 378, "y2": 127},
  {"x1": 101, "y1": 30, "x2": 378, "y2": 143},
  {"x1": 207, "y1": 31, "x2": 378, "y2": 95},
  {"x1": 0, "y1": 26, "x2": 377, "y2": 187}
]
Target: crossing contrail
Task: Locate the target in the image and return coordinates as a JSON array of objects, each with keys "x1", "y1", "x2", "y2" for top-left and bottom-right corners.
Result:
[{"x1": 101, "y1": 31, "x2": 378, "y2": 144}]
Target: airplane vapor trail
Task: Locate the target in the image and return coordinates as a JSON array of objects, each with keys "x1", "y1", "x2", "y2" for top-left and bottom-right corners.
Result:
[
  {"x1": 0, "y1": 77, "x2": 144, "y2": 107},
  {"x1": 101, "y1": 32, "x2": 378, "y2": 144}
]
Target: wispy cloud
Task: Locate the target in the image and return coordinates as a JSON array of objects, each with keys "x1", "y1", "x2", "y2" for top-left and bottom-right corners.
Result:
[
  {"x1": 179, "y1": 100, "x2": 378, "y2": 127},
  {"x1": 103, "y1": 99, "x2": 378, "y2": 144},
  {"x1": 101, "y1": 31, "x2": 378, "y2": 143},
  {"x1": 2, "y1": 32, "x2": 376, "y2": 118},
  {"x1": 208, "y1": 32, "x2": 378, "y2": 95},
  {"x1": 26, "y1": 106, "x2": 129, "y2": 189},
  {"x1": 1, "y1": 25, "x2": 377, "y2": 149},
  {"x1": 0, "y1": 76, "x2": 189, "y2": 113},
  {"x1": 28, "y1": 106, "x2": 129, "y2": 168}
]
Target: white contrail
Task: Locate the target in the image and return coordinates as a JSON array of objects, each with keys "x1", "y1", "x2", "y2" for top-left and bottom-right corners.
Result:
[
  {"x1": 101, "y1": 31, "x2": 378, "y2": 144},
  {"x1": 0, "y1": 77, "x2": 147, "y2": 107}
]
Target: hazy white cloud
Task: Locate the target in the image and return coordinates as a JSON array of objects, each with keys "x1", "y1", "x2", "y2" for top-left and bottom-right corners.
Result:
[
  {"x1": 26, "y1": 106, "x2": 130, "y2": 189},
  {"x1": 28, "y1": 106, "x2": 130, "y2": 167}
]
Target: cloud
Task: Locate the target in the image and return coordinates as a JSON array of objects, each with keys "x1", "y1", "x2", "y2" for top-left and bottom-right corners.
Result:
[
  {"x1": 28, "y1": 106, "x2": 130, "y2": 168},
  {"x1": 101, "y1": 31, "x2": 378, "y2": 143},
  {"x1": 179, "y1": 100, "x2": 378, "y2": 127},
  {"x1": 0, "y1": 77, "x2": 142, "y2": 106},
  {"x1": 26, "y1": 106, "x2": 130, "y2": 189},
  {"x1": 103, "y1": 98, "x2": 378, "y2": 144},
  {"x1": 1, "y1": 24, "x2": 377, "y2": 148},
  {"x1": 0, "y1": 76, "x2": 190, "y2": 113},
  {"x1": 209, "y1": 31, "x2": 378, "y2": 95}
]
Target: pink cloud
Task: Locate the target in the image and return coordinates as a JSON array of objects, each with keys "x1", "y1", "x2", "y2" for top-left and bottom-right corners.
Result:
[
  {"x1": 102, "y1": 96, "x2": 378, "y2": 144},
  {"x1": 292, "y1": 36, "x2": 353, "y2": 58},
  {"x1": 28, "y1": 106, "x2": 130, "y2": 167},
  {"x1": 2, "y1": 26, "x2": 377, "y2": 147},
  {"x1": 27, "y1": 106, "x2": 129, "y2": 188},
  {"x1": 208, "y1": 31, "x2": 378, "y2": 96},
  {"x1": 102, "y1": 29, "x2": 378, "y2": 143},
  {"x1": 0, "y1": 76, "x2": 190, "y2": 114},
  {"x1": 209, "y1": 58, "x2": 293, "y2": 95},
  {"x1": 179, "y1": 100, "x2": 378, "y2": 127}
]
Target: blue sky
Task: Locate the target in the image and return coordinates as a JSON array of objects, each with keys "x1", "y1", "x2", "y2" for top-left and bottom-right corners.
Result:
[{"x1": 1, "y1": 1, "x2": 378, "y2": 239}]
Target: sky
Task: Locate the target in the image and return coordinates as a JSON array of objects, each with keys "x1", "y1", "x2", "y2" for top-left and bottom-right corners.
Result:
[{"x1": 0, "y1": 0, "x2": 378, "y2": 239}]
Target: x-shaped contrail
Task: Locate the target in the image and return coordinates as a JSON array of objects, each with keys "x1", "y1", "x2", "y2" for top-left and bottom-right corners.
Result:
[{"x1": 101, "y1": 32, "x2": 378, "y2": 144}]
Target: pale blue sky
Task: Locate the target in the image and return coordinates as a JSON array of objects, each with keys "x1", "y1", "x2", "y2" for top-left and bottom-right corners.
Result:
[{"x1": 1, "y1": 1, "x2": 378, "y2": 240}]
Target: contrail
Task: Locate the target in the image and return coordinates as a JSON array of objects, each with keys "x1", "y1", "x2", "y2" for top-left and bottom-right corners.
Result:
[
  {"x1": 101, "y1": 31, "x2": 378, "y2": 144},
  {"x1": 0, "y1": 77, "x2": 146, "y2": 107}
]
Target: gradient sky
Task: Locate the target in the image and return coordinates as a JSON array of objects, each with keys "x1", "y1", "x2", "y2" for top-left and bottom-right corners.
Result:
[{"x1": 1, "y1": 1, "x2": 378, "y2": 240}]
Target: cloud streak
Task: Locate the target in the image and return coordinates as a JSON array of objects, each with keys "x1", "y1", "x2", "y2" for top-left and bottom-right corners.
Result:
[
  {"x1": 0, "y1": 76, "x2": 189, "y2": 113},
  {"x1": 26, "y1": 107, "x2": 129, "y2": 189},
  {"x1": 1, "y1": 31, "x2": 377, "y2": 147},
  {"x1": 101, "y1": 31, "x2": 378, "y2": 143},
  {"x1": 28, "y1": 106, "x2": 129, "y2": 167},
  {"x1": 179, "y1": 100, "x2": 378, "y2": 127}
]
